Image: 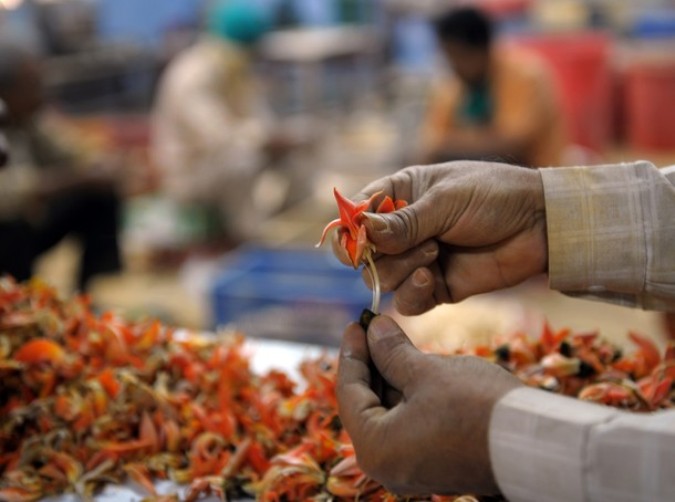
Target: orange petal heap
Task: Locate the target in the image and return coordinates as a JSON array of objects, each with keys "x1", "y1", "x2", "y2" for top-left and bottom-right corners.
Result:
[{"x1": 1, "y1": 278, "x2": 674, "y2": 501}]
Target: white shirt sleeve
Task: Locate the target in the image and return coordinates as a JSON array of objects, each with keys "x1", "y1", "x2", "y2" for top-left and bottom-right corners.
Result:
[
  {"x1": 540, "y1": 161, "x2": 675, "y2": 312},
  {"x1": 489, "y1": 387, "x2": 675, "y2": 502}
]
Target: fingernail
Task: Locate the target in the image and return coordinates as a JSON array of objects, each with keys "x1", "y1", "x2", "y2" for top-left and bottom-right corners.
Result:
[
  {"x1": 422, "y1": 241, "x2": 438, "y2": 258},
  {"x1": 412, "y1": 269, "x2": 430, "y2": 288},
  {"x1": 364, "y1": 213, "x2": 391, "y2": 235}
]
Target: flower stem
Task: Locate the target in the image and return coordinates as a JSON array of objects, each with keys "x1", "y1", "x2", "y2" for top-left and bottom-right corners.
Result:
[{"x1": 365, "y1": 251, "x2": 381, "y2": 314}]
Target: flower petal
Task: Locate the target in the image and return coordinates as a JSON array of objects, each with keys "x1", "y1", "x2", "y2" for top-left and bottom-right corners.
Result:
[
  {"x1": 376, "y1": 196, "x2": 396, "y2": 213},
  {"x1": 334, "y1": 188, "x2": 383, "y2": 239},
  {"x1": 321, "y1": 188, "x2": 404, "y2": 268},
  {"x1": 14, "y1": 339, "x2": 65, "y2": 365},
  {"x1": 341, "y1": 233, "x2": 359, "y2": 268},
  {"x1": 315, "y1": 219, "x2": 343, "y2": 248},
  {"x1": 353, "y1": 225, "x2": 370, "y2": 267},
  {"x1": 333, "y1": 188, "x2": 360, "y2": 238}
]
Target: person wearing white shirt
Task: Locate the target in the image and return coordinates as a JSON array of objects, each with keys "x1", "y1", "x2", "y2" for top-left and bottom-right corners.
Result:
[{"x1": 152, "y1": 0, "x2": 310, "y2": 242}]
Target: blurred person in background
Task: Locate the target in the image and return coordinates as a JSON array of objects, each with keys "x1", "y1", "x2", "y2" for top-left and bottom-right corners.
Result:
[
  {"x1": 152, "y1": 0, "x2": 312, "y2": 244},
  {"x1": 0, "y1": 99, "x2": 8, "y2": 168},
  {"x1": 0, "y1": 40, "x2": 122, "y2": 292},
  {"x1": 419, "y1": 6, "x2": 565, "y2": 167}
]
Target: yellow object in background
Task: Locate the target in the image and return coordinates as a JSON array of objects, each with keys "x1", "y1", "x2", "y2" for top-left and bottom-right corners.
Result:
[{"x1": 530, "y1": 0, "x2": 591, "y2": 30}]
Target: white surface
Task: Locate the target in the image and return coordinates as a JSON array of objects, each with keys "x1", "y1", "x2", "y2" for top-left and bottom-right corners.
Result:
[
  {"x1": 247, "y1": 337, "x2": 337, "y2": 381},
  {"x1": 41, "y1": 338, "x2": 337, "y2": 502},
  {"x1": 261, "y1": 27, "x2": 378, "y2": 62}
]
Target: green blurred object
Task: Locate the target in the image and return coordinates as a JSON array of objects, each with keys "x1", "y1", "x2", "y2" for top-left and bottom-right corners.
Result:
[
  {"x1": 457, "y1": 84, "x2": 493, "y2": 126},
  {"x1": 208, "y1": 0, "x2": 272, "y2": 46},
  {"x1": 338, "y1": 0, "x2": 358, "y2": 23},
  {"x1": 123, "y1": 195, "x2": 225, "y2": 249}
]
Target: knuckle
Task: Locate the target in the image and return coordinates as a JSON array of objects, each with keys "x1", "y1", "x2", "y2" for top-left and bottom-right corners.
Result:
[{"x1": 394, "y1": 286, "x2": 432, "y2": 316}]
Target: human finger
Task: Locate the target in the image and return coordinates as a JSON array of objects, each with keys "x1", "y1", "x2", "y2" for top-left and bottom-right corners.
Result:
[
  {"x1": 366, "y1": 316, "x2": 423, "y2": 393},
  {"x1": 337, "y1": 322, "x2": 385, "y2": 437},
  {"x1": 392, "y1": 267, "x2": 438, "y2": 316},
  {"x1": 362, "y1": 192, "x2": 447, "y2": 255},
  {"x1": 362, "y1": 240, "x2": 439, "y2": 292},
  {"x1": 350, "y1": 171, "x2": 414, "y2": 206}
]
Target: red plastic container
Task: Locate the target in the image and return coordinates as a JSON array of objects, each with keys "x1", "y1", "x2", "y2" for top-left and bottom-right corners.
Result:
[
  {"x1": 508, "y1": 32, "x2": 613, "y2": 152},
  {"x1": 475, "y1": 0, "x2": 532, "y2": 18},
  {"x1": 625, "y1": 60, "x2": 675, "y2": 150}
]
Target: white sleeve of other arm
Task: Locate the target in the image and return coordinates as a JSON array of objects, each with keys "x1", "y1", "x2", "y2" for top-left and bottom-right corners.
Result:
[
  {"x1": 540, "y1": 161, "x2": 675, "y2": 311},
  {"x1": 489, "y1": 387, "x2": 675, "y2": 502}
]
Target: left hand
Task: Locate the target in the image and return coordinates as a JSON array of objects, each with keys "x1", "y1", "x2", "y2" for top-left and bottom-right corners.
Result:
[{"x1": 337, "y1": 315, "x2": 522, "y2": 496}]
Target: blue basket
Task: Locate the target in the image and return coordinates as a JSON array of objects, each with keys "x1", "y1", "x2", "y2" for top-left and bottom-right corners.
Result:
[
  {"x1": 633, "y1": 10, "x2": 675, "y2": 39},
  {"x1": 210, "y1": 247, "x2": 378, "y2": 346}
]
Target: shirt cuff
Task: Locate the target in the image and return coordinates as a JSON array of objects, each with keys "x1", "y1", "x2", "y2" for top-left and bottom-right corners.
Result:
[
  {"x1": 540, "y1": 162, "x2": 652, "y2": 306},
  {"x1": 489, "y1": 387, "x2": 618, "y2": 502},
  {"x1": 586, "y1": 411, "x2": 675, "y2": 501}
]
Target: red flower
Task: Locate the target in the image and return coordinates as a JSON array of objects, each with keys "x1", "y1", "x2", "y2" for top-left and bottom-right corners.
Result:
[{"x1": 316, "y1": 188, "x2": 407, "y2": 268}]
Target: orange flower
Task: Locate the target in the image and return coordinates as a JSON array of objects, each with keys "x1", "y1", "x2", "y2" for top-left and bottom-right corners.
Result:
[
  {"x1": 316, "y1": 187, "x2": 407, "y2": 315},
  {"x1": 316, "y1": 188, "x2": 407, "y2": 269},
  {"x1": 14, "y1": 339, "x2": 66, "y2": 365}
]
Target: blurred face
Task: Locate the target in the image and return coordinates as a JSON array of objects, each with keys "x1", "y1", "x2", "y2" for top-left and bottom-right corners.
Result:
[
  {"x1": 2, "y1": 58, "x2": 45, "y2": 124},
  {"x1": 440, "y1": 40, "x2": 491, "y2": 87}
]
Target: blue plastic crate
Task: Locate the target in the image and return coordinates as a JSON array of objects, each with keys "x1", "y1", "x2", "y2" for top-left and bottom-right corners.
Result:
[
  {"x1": 633, "y1": 10, "x2": 675, "y2": 39},
  {"x1": 210, "y1": 247, "x2": 378, "y2": 346}
]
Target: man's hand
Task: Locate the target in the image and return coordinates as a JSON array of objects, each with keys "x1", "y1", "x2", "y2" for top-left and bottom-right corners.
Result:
[
  {"x1": 335, "y1": 161, "x2": 547, "y2": 315},
  {"x1": 337, "y1": 315, "x2": 522, "y2": 496}
]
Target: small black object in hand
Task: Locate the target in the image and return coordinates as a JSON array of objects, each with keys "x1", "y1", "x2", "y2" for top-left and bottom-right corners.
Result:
[{"x1": 359, "y1": 309, "x2": 377, "y2": 331}]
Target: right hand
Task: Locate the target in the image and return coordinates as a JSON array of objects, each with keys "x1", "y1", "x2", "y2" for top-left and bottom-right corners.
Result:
[
  {"x1": 337, "y1": 315, "x2": 522, "y2": 496},
  {"x1": 339, "y1": 161, "x2": 548, "y2": 315}
]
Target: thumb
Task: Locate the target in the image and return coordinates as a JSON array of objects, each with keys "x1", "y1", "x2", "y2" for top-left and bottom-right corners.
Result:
[
  {"x1": 363, "y1": 196, "x2": 442, "y2": 255},
  {"x1": 367, "y1": 315, "x2": 422, "y2": 392}
]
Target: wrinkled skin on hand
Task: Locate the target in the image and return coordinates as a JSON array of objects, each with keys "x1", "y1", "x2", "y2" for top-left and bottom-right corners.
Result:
[
  {"x1": 334, "y1": 161, "x2": 547, "y2": 315},
  {"x1": 337, "y1": 315, "x2": 522, "y2": 496}
]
